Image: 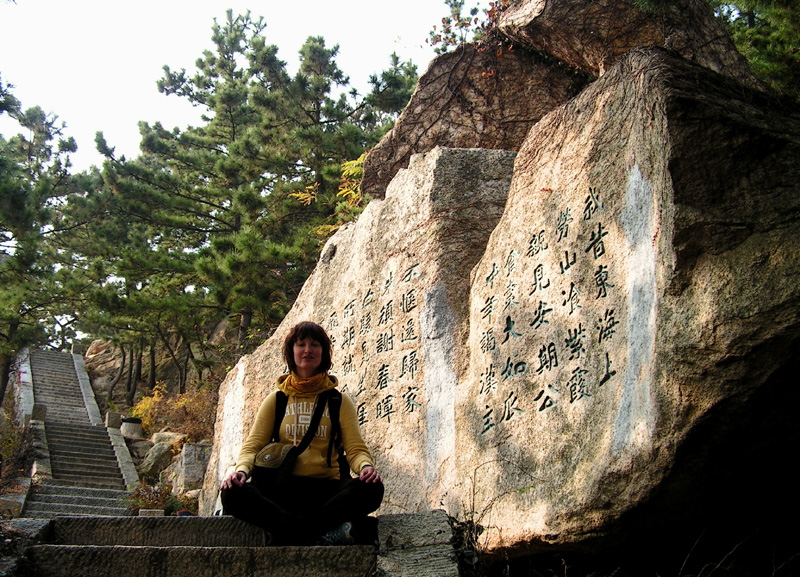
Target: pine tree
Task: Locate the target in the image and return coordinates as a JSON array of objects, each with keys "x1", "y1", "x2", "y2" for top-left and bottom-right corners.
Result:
[
  {"x1": 711, "y1": 0, "x2": 800, "y2": 99},
  {"x1": 0, "y1": 81, "x2": 79, "y2": 403},
  {"x1": 93, "y1": 11, "x2": 418, "y2": 373}
]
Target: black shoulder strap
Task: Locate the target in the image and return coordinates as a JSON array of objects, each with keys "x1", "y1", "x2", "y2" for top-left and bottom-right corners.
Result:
[
  {"x1": 326, "y1": 391, "x2": 351, "y2": 478},
  {"x1": 271, "y1": 391, "x2": 289, "y2": 443},
  {"x1": 326, "y1": 390, "x2": 343, "y2": 467},
  {"x1": 296, "y1": 389, "x2": 332, "y2": 454}
]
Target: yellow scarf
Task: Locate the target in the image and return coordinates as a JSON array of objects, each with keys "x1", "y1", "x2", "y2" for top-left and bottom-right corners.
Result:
[{"x1": 287, "y1": 371, "x2": 329, "y2": 394}]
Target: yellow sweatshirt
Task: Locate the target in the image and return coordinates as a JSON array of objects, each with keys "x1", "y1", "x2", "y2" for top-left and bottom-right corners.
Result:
[{"x1": 235, "y1": 374, "x2": 374, "y2": 479}]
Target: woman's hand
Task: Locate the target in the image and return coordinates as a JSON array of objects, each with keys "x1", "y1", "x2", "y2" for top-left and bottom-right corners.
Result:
[
  {"x1": 221, "y1": 470, "x2": 247, "y2": 490},
  {"x1": 359, "y1": 466, "x2": 382, "y2": 484}
]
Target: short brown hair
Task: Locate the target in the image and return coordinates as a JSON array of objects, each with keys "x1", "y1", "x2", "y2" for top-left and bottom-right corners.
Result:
[{"x1": 282, "y1": 321, "x2": 333, "y2": 374}]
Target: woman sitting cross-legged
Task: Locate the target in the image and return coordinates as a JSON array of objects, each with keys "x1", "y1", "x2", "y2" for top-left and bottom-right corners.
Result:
[{"x1": 220, "y1": 321, "x2": 384, "y2": 545}]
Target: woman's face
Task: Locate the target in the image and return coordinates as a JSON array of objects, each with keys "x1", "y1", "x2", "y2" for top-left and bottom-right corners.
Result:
[{"x1": 293, "y1": 337, "x2": 323, "y2": 378}]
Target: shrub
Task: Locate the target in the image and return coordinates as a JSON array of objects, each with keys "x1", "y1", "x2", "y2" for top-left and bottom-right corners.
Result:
[
  {"x1": 126, "y1": 480, "x2": 184, "y2": 515},
  {"x1": 0, "y1": 408, "x2": 30, "y2": 487},
  {"x1": 131, "y1": 383, "x2": 217, "y2": 442}
]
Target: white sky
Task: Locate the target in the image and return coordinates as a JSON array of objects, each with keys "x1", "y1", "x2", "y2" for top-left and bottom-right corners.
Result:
[{"x1": 0, "y1": 1, "x2": 445, "y2": 172}]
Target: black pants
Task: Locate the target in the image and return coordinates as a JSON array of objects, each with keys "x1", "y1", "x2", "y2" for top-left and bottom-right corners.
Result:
[{"x1": 220, "y1": 473, "x2": 384, "y2": 544}]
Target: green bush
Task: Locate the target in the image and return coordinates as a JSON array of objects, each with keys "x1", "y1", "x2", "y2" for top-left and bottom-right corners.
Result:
[{"x1": 126, "y1": 480, "x2": 185, "y2": 515}]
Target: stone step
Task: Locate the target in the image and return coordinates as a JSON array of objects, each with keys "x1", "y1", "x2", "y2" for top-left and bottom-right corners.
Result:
[
  {"x1": 31, "y1": 377, "x2": 78, "y2": 384},
  {"x1": 43, "y1": 418, "x2": 94, "y2": 426},
  {"x1": 48, "y1": 452, "x2": 118, "y2": 466},
  {"x1": 31, "y1": 365, "x2": 77, "y2": 372},
  {"x1": 49, "y1": 517, "x2": 267, "y2": 547},
  {"x1": 48, "y1": 450, "x2": 117, "y2": 464},
  {"x1": 32, "y1": 376, "x2": 81, "y2": 383},
  {"x1": 45, "y1": 423, "x2": 108, "y2": 434},
  {"x1": 47, "y1": 438, "x2": 112, "y2": 451},
  {"x1": 36, "y1": 406, "x2": 87, "y2": 416},
  {"x1": 49, "y1": 443, "x2": 117, "y2": 455},
  {"x1": 33, "y1": 378, "x2": 81, "y2": 385},
  {"x1": 31, "y1": 367, "x2": 78, "y2": 376},
  {"x1": 49, "y1": 465, "x2": 123, "y2": 479},
  {"x1": 35, "y1": 398, "x2": 84, "y2": 406},
  {"x1": 30, "y1": 484, "x2": 129, "y2": 500},
  {"x1": 46, "y1": 425, "x2": 111, "y2": 437},
  {"x1": 47, "y1": 435, "x2": 115, "y2": 449},
  {"x1": 21, "y1": 544, "x2": 376, "y2": 577},
  {"x1": 35, "y1": 399, "x2": 85, "y2": 407},
  {"x1": 47, "y1": 438, "x2": 116, "y2": 451},
  {"x1": 50, "y1": 464, "x2": 123, "y2": 480},
  {"x1": 27, "y1": 491, "x2": 128, "y2": 508},
  {"x1": 44, "y1": 419, "x2": 94, "y2": 428},
  {"x1": 42, "y1": 417, "x2": 92, "y2": 426},
  {"x1": 37, "y1": 399, "x2": 86, "y2": 406},
  {"x1": 25, "y1": 493, "x2": 127, "y2": 509},
  {"x1": 31, "y1": 376, "x2": 80, "y2": 385},
  {"x1": 9, "y1": 510, "x2": 459, "y2": 577},
  {"x1": 47, "y1": 451, "x2": 118, "y2": 465},
  {"x1": 32, "y1": 392, "x2": 84, "y2": 400},
  {"x1": 45, "y1": 475, "x2": 125, "y2": 490},
  {"x1": 50, "y1": 451, "x2": 117, "y2": 467},
  {"x1": 21, "y1": 502, "x2": 131, "y2": 519},
  {"x1": 46, "y1": 429, "x2": 112, "y2": 441}
]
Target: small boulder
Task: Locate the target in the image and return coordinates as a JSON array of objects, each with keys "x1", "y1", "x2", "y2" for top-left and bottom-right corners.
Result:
[
  {"x1": 137, "y1": 442, "x2": 174, "y2": 481},
  {"x1": 152, "y1": 431, "x2": 186, "y2": 446}
]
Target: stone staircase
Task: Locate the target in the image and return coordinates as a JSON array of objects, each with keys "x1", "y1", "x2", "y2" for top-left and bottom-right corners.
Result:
[
  {"x1": 21, "y1": 349, "x2": 132, "y2": 518},
  {"x1": 6, "y1": 510, "x2": 459, "y2": 577}
]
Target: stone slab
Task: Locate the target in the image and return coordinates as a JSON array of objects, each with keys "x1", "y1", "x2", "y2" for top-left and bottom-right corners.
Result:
[{"x1": 22, "y1": 544, "x2": 376, "y2": 577}]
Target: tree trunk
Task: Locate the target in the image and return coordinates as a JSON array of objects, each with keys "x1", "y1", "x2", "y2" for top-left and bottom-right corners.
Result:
[
  {"x1": 132, "y1": 339, "x2": 143, "y2": 391},
  {"x1": 148, "y1": 342, "x2": 156, "y2": 390},
  {"x1": 106, "y1": 344, "x2": 126, "y2": 404},
  {"x1": 237, "y1": 305, "x2": 253, "y2": 350},
  {"x1": 0, "y1": 319, "x2": 20, "y2": 407},
  {"x1": 0, "y1": 355, "x2": 13, "y2": 410},
  {"x1": 156, "y1": 324, "x2": 186, "y2": 393},
  {"x1": 124, "y1": 344, "x2": 134, "y2": 405},
  {"x1": 126, "y1": 349, "x2": 139, "y2": 407}
]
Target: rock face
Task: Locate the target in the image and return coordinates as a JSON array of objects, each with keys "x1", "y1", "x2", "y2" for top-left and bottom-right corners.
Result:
[
  {"x1": 497, "y1": 0, "x2": 760, "y2": 88},
  {"x1": 361, "y1": 45, "x2": 581, "y2": 199},
  {"x1": 203, "y1": 45, "x2": 800, "y2": 560},
  {"x1": 161, "y1": 441, "x2": 212, "y2": 493},
  {"x1": 361, "y1": 0, "x2": 761, "y2": 203}
]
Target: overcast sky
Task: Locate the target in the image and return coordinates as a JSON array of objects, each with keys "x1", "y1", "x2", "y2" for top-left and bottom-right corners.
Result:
[{"x1": 0, "y1": 1, "x2": 445, "y2": 171}]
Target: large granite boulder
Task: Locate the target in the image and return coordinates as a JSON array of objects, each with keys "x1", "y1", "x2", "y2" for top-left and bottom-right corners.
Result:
[
  {"x1": 361, "y1": 45, "x2": 581, "y2": 199},
  {"x1": 497, "y1": 0, "x2": 760, "y2": 89},
  {"x1": 453, "y1": 47, "x2": 800, "y2": 554}
]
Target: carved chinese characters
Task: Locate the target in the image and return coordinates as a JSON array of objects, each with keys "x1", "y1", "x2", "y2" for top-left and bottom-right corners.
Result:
[
  {"x1": 326, "y1": 262, "x2": 424, "y2": 430},
  {"x1": 472, "y1": 185, "x2": 622, "y2": 437}
]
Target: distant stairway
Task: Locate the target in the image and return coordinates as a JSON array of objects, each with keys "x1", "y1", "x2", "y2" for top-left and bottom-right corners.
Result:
[{"x1": 21, "y1": 349, "x2": 131, "y2": 518}]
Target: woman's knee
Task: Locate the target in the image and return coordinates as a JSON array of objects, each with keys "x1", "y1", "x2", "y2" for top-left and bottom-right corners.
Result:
[{"x1": 352, "y1": 478, "x2": 384, "y2": 511}]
